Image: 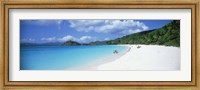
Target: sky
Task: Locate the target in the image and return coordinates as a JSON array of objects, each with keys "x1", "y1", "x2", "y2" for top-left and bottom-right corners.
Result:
[{"x1": 20, "y1": 20, "x2": 172, "y2": 44}]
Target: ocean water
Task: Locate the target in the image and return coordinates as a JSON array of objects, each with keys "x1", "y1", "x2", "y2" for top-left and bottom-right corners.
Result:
[{"x1": 20, "y1": 45, "x2": 128, "y2": 70}]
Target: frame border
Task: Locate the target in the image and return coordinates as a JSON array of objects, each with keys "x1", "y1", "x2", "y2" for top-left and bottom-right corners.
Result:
[{"x1": 0, "y1": 0, "x2": 199, "y2": 88}]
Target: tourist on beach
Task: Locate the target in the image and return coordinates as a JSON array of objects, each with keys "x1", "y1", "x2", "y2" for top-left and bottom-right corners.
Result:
[
  {"x1": 113, "y1": 50, "x2": 118, "y2": 54},
  {"x1": 137, "y1": 46, "x2": 141, "y2": 49}
]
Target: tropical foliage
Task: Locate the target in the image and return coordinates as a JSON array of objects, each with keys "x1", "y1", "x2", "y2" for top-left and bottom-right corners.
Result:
[{"x1": 90, "y1": 20, "x2": 180, "y2": 47}]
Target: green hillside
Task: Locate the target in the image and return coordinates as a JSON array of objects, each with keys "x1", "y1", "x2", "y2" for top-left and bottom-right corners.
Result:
[
  {"x1": 104, "y1": 20, "x2": 180, "y2": 47},
  {"x1": 61, "y1": 20, "x2": 180, "y2": 47},
  {"x1": 62, "y1": 40, "x2": 81, "y2": 46}
]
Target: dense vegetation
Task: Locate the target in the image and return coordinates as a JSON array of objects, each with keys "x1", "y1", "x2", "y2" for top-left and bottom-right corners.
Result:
[
  {"x1": 62, "y1": 40, "x2": 81, "y2": 46},
  {"x1": 89, "y1": 20, "x2": 180, "y2": 47}
]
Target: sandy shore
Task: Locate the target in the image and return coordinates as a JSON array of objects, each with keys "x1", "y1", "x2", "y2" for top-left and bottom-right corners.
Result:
[{"x1": 97, "y1": 45, "x2": 180, "y2": 70}]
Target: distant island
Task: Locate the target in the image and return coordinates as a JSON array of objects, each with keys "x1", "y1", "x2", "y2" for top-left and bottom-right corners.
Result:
[
  {"x1": 62, "y1": 40, "x2": 81, "y2": 46},
  {"x1": 62, "y1": 20, "x2": 180, "y2": 47}
]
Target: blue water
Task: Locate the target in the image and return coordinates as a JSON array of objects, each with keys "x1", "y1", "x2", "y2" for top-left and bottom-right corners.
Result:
[{"x1": 20, "y1": 45, "x2": 128, "y2": 70}]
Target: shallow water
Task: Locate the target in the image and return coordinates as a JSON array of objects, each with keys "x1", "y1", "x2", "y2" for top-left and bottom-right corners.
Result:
[{"x1": 20, "y1": 45, "x2": 128, "y2": 70}]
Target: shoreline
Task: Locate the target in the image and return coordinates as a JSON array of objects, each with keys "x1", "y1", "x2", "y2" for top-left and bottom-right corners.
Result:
[
  {"x1": 67, "y1": 45, "x2": 131, "y2": 70},
  {"x1": 97, "y1": 44, "x2": 180, "y2": 70},
  {"x1": 66, "y1": 44, "x2": 180, "y2": 70}
]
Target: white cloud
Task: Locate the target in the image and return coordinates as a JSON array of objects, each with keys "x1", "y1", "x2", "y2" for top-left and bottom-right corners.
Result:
[
  {"x1": 79, "y1": 36, "x2": 96, "y2": 43},
  {"x1": 57, "y1": 20, "x2": 63, "y2": 30},
  {"x1": 104, "y1": 37, "x2": 110, "y2": 41},
  {"x1": 57, "y1": 35, "x2": 77, "y2": 42},
  {"x1": 80, "y1": 36, "x2": 92, "y2": 41},
  {"x1": 57, "y1": 35, "x2": 96, "y2": 43},
  {"x1": 68, "y1": 20, "x2": 149, "y2": 35},
  {"x1": 38, "y1": 35, "x2": 97, "y2": 43},
  {"x1": 57, "y1": 20, "x2": 63, "y2": 25},
  {"x1": 21, "y1": 38, "x2": 35, "y2": 43},
  {"x1": 41, "y1": 37, "x2": 56, "y2": 41}
]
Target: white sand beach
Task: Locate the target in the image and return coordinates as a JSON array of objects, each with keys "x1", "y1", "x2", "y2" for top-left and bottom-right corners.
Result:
[{"x1": 97, "y1": 45, "x2": 180, "y2": 70}]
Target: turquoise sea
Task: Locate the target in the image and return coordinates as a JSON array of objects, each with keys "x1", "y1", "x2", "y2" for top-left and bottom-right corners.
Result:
[{"x1": 20, "y1": 45, "x2": 128, "y2": 70}]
